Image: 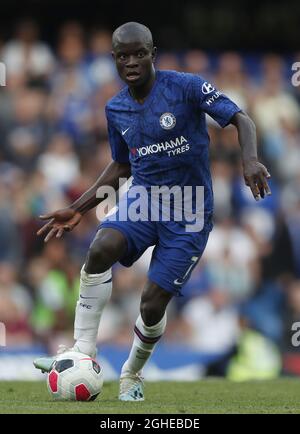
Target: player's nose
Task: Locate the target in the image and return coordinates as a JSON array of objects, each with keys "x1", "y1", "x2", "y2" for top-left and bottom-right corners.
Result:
[{"x1": 126, "y1": 55, "x2": 139, "y2": 67}]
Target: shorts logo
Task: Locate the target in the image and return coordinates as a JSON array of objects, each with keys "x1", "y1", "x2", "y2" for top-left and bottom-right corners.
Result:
[
  {"x1": 160, "y1": 113, "x2": 176, "y2": 130},
  {"x1": 202, "y1": 82, "x2": 215, "y2": 95},
  {"x1": 174, "y1": 256, "x2": 199, "y2": 286}
]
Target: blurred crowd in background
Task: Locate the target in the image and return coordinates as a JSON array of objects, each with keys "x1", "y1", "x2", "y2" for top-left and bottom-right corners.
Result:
[{"x1": 1, "y1": 19, "x2": 300, "y2": 379}]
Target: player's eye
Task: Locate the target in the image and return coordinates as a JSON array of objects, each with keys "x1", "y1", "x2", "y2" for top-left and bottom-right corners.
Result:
[
  {"x1": 137, "y1": 52, "x2": 145, "y2": 58},
  {"x1": 119, "y1": 54, "x2": 127, "y2": 61}
]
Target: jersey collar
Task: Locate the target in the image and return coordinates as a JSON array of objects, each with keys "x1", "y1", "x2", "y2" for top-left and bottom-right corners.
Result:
[{"x1": 126, "y1": 70, "x2": 161, "y2": 110}]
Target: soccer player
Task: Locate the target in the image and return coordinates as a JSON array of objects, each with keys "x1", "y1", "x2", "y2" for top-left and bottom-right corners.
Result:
[{"x1": 34, "y1": 22, "x2": 271, "y2": 401}]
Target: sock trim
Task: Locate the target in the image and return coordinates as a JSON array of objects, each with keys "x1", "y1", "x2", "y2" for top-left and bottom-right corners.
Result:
[
  {"x1": 134, "y1": 326, "x2": 162, "y2": 344},
  {"x1": 81, "y1": 265, "x2": 112, "y2": 285}
]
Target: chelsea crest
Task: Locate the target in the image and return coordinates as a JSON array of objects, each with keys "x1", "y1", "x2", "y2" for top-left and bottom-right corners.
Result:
[{"x1": 159, "y1": 112, "x2": 176, "y2": 130}]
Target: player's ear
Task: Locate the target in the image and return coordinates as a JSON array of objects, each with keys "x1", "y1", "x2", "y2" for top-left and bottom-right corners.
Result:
[
  {"x1": 152, "y1": 47, "x2": 157, "y2": 62},
  {"x1": 111, "y1": 50, "x2": 116, "y2": 60}
]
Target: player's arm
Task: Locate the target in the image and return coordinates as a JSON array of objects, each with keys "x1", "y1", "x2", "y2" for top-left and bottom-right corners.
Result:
[
  {"x1": 37, "y1": 105, "x2": 132, "y2": 242},
  {"x1": 70, "y1": 160, "x2": 131, "y2": 214},
  {"x1": 187, "y1": 74, "x2": 271, "y2": 200},
  {"x1": 230, "y1": 110, "x2": 271, "y2": 200},
  {"x1": 37, "y1": 161, "x2": 131, "y2": 242}
]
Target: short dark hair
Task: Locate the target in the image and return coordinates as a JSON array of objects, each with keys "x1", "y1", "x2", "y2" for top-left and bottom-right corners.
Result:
[{"x1": 112, "y1": 22, "x2": 153, "y2": 51}]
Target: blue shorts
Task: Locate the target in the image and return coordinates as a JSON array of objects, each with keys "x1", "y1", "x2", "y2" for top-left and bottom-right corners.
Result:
[{"x1": 99, "y1": 194, "x2": 213, "y2": 296}]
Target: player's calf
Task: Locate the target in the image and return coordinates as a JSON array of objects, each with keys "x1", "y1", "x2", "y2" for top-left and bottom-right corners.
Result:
[
  {"x1": 140, "y1": 280, "x2": 173, "y2": 326},
  {"x1": 73, "y1": 265, "x2": 113, "y2": 356},
  {"x1": 118, "y1": 281, "x2": 172, "y2": 401}
]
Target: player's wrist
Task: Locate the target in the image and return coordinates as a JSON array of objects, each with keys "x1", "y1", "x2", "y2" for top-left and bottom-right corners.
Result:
[
  {"x1": 69, "y1": 204, "x2": 84, "y2": 215},
  {"x1": 242, "y1": 156, "x2": 258, "y2": 166}
]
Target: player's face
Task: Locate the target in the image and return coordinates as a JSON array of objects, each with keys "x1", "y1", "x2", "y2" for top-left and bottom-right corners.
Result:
[{"x1": 112, "y1": 41, "x2": 156, "y2": 87}]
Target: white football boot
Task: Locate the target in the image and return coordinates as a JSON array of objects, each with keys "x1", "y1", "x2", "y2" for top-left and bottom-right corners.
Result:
[
  {"x1": 33, "y1": 344, "x2": 97, "y2": 373},
  {"x1": 119, "y1": 373, "x2": 145, "y2": 401}
]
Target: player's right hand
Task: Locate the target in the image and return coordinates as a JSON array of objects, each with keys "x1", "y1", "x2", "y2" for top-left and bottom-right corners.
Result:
[{"x1": 37, "y1": 208, "x2": 82, "y2": 242}]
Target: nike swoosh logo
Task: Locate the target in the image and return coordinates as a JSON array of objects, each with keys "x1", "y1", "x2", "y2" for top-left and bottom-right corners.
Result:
[
  {"x1": 173, "y1": 256, "x2": 199, "y2": 286},
  {"x1": 80, "y1": 295, "x2": 98, "y2": 300},
  {"x1": 122, "y1": 127, "x2": 130, "y2": 136},
  {"x1": 174, "y1": 278, "x2": 184, "y2": 286}
]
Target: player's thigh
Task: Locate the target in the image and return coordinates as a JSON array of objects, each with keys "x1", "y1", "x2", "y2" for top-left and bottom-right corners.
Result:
[
  {"x1": 99, "y1": 219, "x2": 158, "y2": 268},
  {"x1": 100, "y1": 210, "x2": 158, "y2": 267},
  {"x1": 148, "y1": 226, "x2": 211, "y2": 296},
  {"x1": 98, "y1": 189, "x2": 158, "y2": 267}
]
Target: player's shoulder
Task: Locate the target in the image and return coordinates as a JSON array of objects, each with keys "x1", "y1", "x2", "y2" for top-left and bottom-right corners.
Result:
[
  {"x1": 157, "y1": 70, "x2": 207, "y2": 100},
  {"x1": 105, "y1": 86, "x2": 129, "y2": 115},
  {"x1": 158, "y1": 69, "x2": 205, "y2": 87}
]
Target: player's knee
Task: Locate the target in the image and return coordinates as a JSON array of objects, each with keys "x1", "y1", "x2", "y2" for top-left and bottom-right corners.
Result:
[
  {"x1": 85, "y1": 239, "x2": 117, "y2": 274},
  {"x1": 85, "y1": 229, "x2": 127, "y2": 274}
]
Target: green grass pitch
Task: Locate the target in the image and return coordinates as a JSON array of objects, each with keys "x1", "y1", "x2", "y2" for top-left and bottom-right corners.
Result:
[{"x1": 0, "y1": 379, "x2": 300, "y2": 414}]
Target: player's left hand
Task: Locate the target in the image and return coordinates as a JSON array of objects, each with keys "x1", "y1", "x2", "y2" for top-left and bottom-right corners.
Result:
[
  {"x1": 243, "y1": 159, "x2": 271, "y2": 200},
  {"x1": 37, "y1": 208, "x2": 82, "y2": 242}
]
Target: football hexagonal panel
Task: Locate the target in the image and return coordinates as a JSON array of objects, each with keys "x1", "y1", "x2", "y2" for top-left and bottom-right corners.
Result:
[
  {"x1": 54, "y1": 359, "x2": 74, "y2": 373},
  {"x1": 75, "y1": 383, "x2": 91, "y2": 401},
  {"x1": 48, "y1": 371, "x2": 58, "y2": 393}
]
